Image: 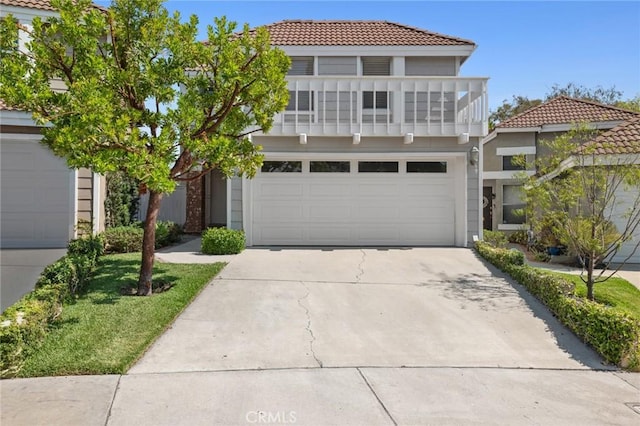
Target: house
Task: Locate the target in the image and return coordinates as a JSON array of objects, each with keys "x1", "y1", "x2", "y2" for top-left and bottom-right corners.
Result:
[
  {"x1": 0, "y1": 0, "x2": 105, "y2": 248},
  {"x1": 170, "y1": 20, "x2": 488, "y2": 247},
  {"x1": 482, "y1": 96, "x2": 639, "y2": 263}
]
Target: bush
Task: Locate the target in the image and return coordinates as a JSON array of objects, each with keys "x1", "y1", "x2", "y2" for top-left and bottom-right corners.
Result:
[
  {"x1": 103, "y1": 226, "x2": 144, "y2": 253},
  {"x1": 475, "y1": 241, "x2": 640, "y2": 370},
  {"x1": 201, "y1": 228, "x2": 245, "y2": 255},
  {"x1": 155, "y1": 221, "x2": 182, "y2": 249},
  {"x1": 508, "y1": 230, "x2": 529, "y2": 245},
  {"x1": 482, "y1": 230, "x2": 508, "y2": 248},
  {"x1": 68, "y1": 234, "x2": 105, "y2": 262}
]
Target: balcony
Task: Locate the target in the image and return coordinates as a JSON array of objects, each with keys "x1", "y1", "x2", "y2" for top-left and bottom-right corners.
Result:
[{"x1": 260, "y1": 76, "x2": 488, "y2": 138}]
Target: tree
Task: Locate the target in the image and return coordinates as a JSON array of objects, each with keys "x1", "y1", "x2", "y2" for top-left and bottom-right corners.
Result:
[
  {"x1": 544, "y1": 82, "x2": 624, "y2": 105},
  {"x1": 489, "y1": 95, "x2": 542, "y2": 130},
  {"x1": 0, "y1": 0, "x2": 290, "y2": 295},
  {"x1": 518, "y1": 124, "x2": 640, "y2": 300},
  {"x1": 104, "y1": 171, "x2": 139, "y2": 228}
]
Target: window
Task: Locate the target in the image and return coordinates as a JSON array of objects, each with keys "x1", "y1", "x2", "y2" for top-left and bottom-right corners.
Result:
[
  {"x1": 318, "y1": 57, "x2": 357, "y2": 75},
  {"x1": 358, "y1": 161, "x2": 398, "y2": 173},
  {"x1": 261, "y1": 161, "x2": 302, "y2": 173},
  {"x1": 502, "y1": 155, "x2": 525, "y2": 171},
  {"x1": 310, "y1": 161, "x2": 350, "y2": 173},
  {"x1": 407, "y1": 162, "x2": 447, "y2": 173},
  {"x1": 503, "y1": 185, "x2": 525, "y2": 224},
  {"x1": 286, "y1": 91, "x2": 314, "y2": 111},
  {"x1": 362, "y1": 57, "x2": 391, "y2": 76},
  {"x1": 288, "y1": 57, "x2": 314, "y2": 75},
  {"x1": 363, "y1": 91, "x2": 389, "y2": 109}
]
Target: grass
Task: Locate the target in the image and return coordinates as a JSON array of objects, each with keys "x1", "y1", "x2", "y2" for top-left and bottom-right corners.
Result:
[
  {"x1": 548, "y1": 271, "x2": 640, "y2": 320},
  {"x1": 18, "y1": 253, "x2": 224, "y2": 377}
]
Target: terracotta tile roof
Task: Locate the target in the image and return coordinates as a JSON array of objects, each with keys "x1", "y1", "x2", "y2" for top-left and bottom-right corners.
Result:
[
  {"x1": 0, "y1": 99, "x2": 22, "y2": 111},
  {"x1": 0, "y1": 0, "x2": 56, "y2": 11},
  {"x1": 497, "y1": 96, "x2": 639, "y2": 129},
  {"x1": 255, "y1": 20, "x2": 475, "y2": 47},
  {"x1": 578, "y1": 116, "x2": 640, "y2": 155}
]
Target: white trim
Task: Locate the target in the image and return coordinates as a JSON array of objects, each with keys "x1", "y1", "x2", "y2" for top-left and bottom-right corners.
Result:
[
  {"x1": 71, "y1": 169, "x2": 78, "y2": 240},
  {"x1": 478, "y1": 141, "x2": 484, "y2": 241},
  {"x1": 226, "y1": 177, "x2": 232, "y2": 229},
  {"x1": 0, "y1": 111, "x2": 39, "y2": 127},
  {"x1": 92, "y1": 173, "x2": 101, "y2": 234},
  {"x1": 242, "y1": 176, "x2": 253, "y2": 246},
  {"x1": 0, "y1": 132, "x2": 41, "y2": 141},
  {"x1": 262, "y1": 151, "x2": 467, "y2": 160},
  {"x1": 540, "y1": 121, "x2": 622, "y2": 133},
  {"x1": 496, "y1": 146, "x2": 536, "y2": 156},
  {"x1": 498, "y1": 224, "x2": 529, "y2": 231},
  {"x1": 483, "y1": 170, "x2": 535, "y2": 180},
  {"x1": 458, "y1": 156, "x2": 467, "y2": 247},
  {"x1": 279, "y1": 45, "x2": 476, "y2": 58}
]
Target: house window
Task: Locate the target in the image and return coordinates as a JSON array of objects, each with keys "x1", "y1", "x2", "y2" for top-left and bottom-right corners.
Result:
[
  {"x1": 503, "y1": 185, "x2": 525, "y2": 224},
  {"x1": 288, "y1": 57, "x2": 314, "y2": 75},
  {"x1": 407, "y1": 161, "x2": 447, "y2": 173},
  {"x1": 358, "y1": 161, "x2": 398, "y2": 173},
  {"x1": 502, "y1": 155, "x2": 525, "y2": 171},
  {"x1": 286, "y1": 90, "x2": 314, "y2": 111},
  {"x1": 318, "y1": 57, "x2": 357, "y2": 75},
  {"x1": 362, "y1": 57, "x2": 391, "y2": 76},
  {"x1": 261, "y1": 161, "x2": 302, "y2": 173},
  {"x1": 310, "y1": 161, "x2": 350, "y2": 173},
  {"x1": 363, "y1": 91, "x2": 389, "y2": 109}
]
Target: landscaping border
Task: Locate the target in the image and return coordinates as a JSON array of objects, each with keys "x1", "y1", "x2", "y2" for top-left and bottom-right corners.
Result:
[{"x1": 476, "y1": 240, "x2": 640, "y2": 370}]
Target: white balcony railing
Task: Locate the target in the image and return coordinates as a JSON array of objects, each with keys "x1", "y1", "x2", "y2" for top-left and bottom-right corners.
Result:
[{"x1": 260, "y1": 76, "x2": 488, "y2": 137}]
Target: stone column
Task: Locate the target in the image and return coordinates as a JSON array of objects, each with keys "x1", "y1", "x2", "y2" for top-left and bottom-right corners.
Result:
[{"x1": 184, "y1": 176, "x2": 205, "y2": 233}]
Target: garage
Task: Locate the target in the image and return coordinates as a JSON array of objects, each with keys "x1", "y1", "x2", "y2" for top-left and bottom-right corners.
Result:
[
  {"x1": 1, "y1": 136, "x2": 74, "y2": 248},
  {"x1": 610, "y1": 185, "x2": 640, "y2": 264},
  {"x1": 248, "y1": 156, "x2": 464, "y2": 246}
]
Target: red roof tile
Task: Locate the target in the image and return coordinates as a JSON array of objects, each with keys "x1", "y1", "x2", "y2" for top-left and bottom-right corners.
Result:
[
  {"x1": 0, "y1": 0, "x2": 56, "y2": 11},
  {"x1": 0, "y1": 99, "x2": 22, "y2": 111},
  {"x1": 578, "y1": 116, "x2": 640, "y2": 155},
  {"x1": 497, "y1": 96, "x2": 638, "y2": 129},
  {"x1": 255, "y1": 20, "x2": 475, "y2": 47}
]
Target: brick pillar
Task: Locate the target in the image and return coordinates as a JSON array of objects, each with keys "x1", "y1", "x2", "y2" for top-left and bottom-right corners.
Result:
[{"x1": 184, "y1": 176, "x2": 205, "y2": 233}]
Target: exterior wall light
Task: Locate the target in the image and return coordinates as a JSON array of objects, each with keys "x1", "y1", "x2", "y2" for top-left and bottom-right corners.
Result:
[
  {"x1": 352, "y1": 133, "x2": 361, "y2": 145},
  {"x1": 469, "y1": 146, "x2": 480, "y2": 165},
  {"x1": 299, "y1": 133, "x2": 307, "y2": 145},
  {"x1": 403, "y1": 133, "x2": 414, "y2": 144},
  {"x1": 458, "y1": 132, "x2": 470, "y2": 144}
]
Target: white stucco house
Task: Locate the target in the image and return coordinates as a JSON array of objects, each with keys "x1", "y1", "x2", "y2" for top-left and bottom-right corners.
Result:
[
  {"x1": 0, "y1": 0, "x2": 105, "y2": 248},
  {"x1": 173, "y1": 20, "x2": 488, "y2": 247}
]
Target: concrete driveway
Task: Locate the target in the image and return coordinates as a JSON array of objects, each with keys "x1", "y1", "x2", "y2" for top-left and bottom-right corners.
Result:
[
  {"x1": 0, "y1": 248, "x2": 66, "y2": 312},
  {"x1": 132, "y1": 247, "x2": 606, "y2": 373}
]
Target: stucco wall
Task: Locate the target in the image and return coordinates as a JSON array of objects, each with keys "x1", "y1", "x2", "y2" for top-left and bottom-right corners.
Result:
[{"x1": 483, "y1": 132, "x2": 536, "y2": 172}]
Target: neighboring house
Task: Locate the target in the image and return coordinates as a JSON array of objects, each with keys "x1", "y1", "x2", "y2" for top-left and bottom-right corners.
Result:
[
  {"x1": 0, "y1": 0, "x2": 105, "y2": 248},
  {"x1": 166, "y1": 20, "x2": 488, "y2": 247},
  {"x1": 482, "y1": 96, "x2": 640, "y2": 263}
]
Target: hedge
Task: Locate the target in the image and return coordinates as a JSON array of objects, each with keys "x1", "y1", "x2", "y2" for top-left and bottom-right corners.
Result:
[
  {"x1": 476, "y1": 241, "x2": 640, "y2": 370},
  {"x1": 103, "y1": 221, "x2": 182, "y2": 253},
  {"x1": 0, "y1": 235, "x2": 104, "y2": 378}
]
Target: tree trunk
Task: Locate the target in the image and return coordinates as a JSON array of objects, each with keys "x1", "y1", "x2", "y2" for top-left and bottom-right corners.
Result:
[
  {"x1": 586, "y1": 252, "x2": 595, "y2": 301},
  {"x1": 137, "y1": 190, "x2": 163, "y2": 296}
]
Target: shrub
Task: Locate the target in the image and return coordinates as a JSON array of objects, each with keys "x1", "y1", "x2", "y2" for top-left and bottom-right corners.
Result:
[
  {"x1": 508, "y1": 230, "x2": 529, "y2": 245},
  {"x1": 475, "y1": 241, "x2": 640, "y2": 370},
  {"x1": 68, "y1": 234, "x2": 105, "y2": 262},
  {"x1": 201, "y1": 228, "x2": 245, "y2": 255},
  {"x1": 155, "y1": 220, "x2": 182, "y2": 249},
  {"x1": 482, "y1": 230, "x2": 508, "y2": 248},
  {"x1": 104, "y1": 171, "x2": 139, "y2": 228},
  {"x1": 103, "y1": 226, "x2": 143, "y2": 253}
]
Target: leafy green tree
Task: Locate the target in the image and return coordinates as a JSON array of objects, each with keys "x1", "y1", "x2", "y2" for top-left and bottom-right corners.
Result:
[
  {"x1": 544, "y1": 83, "x2": 624, "y2": 105},
  {"x1": 518, "y1": 124, "x2": 640, "y2": 300},
  {"x1": 0, "y1": 0, "x2": 290, "y2": 295},
  {"x1": 104, "y1": 171, "x2": 139, "y2": 228}
]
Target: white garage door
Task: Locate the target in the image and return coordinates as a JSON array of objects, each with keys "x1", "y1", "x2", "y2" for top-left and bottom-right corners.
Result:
[
  {"x1": 251, "y1": 158, "x2": 459, "y2": 246},
  {"x1": 1, "y1": 138, "x2": 73, "y2": 248},
  {"x1": 610, "y1": 186, "x2": 640, "y2": 264}
]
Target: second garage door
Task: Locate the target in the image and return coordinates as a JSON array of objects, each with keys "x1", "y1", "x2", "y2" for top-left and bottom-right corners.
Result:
[{"x1": 250, "y1": 158, "x2": 459, "y2": 246}]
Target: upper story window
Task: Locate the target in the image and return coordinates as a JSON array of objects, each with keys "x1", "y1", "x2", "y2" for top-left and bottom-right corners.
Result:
[
  {"x1": 405, "y1": 57, "x2": 456, "y2": 76},
  {"x1": 286, "y1": 90, "x2": 314, "y2": 111},
  {"x1": 502, "y1": 155, "x2": 526, "y2": 171},
  {"x1": 361, "y1": 57, "x2": 391, "y2": 76},
  {"x1": 318, "y1": 56, "x2": 357, "y2": 75},
  {"x1": 288, "y1": 57, "x2": 314, "y2": 75}
]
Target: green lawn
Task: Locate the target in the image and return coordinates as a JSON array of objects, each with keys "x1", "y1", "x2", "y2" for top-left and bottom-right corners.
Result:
[
  {"x1": 549, "y1": 271, "x2": 640, "y2": 320},
  {"x1": 19, "y1": 253, "x2": 224, "y2": 377}
]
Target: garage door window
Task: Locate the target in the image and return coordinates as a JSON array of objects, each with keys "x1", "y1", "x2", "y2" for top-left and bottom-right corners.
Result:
[
  {"x1": 261, "y1": 161, "x2": 302, "y2": 173},
  {"x1": 407, "y1": 161, "x2": 447, "y2": 173},
  {"x1": 310, "y1": 161, "x2": 350, "y2": 173},
  {"x1": 358, "y1": 161, "x2": 399, "y2": 173}
]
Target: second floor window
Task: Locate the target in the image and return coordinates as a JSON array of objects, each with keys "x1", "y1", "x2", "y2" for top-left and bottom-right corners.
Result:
[
  {"x1": 288, "y1": 57, "x2": 314, "y2": 75},
  {"x1": 286, "y1": 90, "x2": 314, "y2": 111},
  {"x1": 502, "y1": 155, "x2": 526, "y2": 171},
  {"x1": 363, "y1": 91, "x2": 389, "y2": 109},
  {"x1": 362, "y1": 57, "x2": 391, "y2": 76}
]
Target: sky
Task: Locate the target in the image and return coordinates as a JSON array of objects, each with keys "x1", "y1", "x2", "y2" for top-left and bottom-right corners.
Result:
[{"x1": 97, "y1": 0, "x2": 640, "y2": 111}]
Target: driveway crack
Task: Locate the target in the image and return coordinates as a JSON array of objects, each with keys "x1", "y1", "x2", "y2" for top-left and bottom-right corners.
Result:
[
  {"x1": 356, "y1": 249, "x2": 366, "y2": 283},
  {"x1": 297, "y1": 281, "x2": 323, "y2": 368}
]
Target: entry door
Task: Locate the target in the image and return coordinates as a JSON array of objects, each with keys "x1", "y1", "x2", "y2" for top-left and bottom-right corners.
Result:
[{"x1": 483, "y1": 186, "x2": 493, "y2": 231}]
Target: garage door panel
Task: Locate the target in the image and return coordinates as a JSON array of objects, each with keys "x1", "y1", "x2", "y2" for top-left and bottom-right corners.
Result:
[
  {"x1": 1, "y1": 140, "x2": 72, "y2": 248},
  {"x1": 252, "y1": 158, "x2": 458, "y2": 246}
]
